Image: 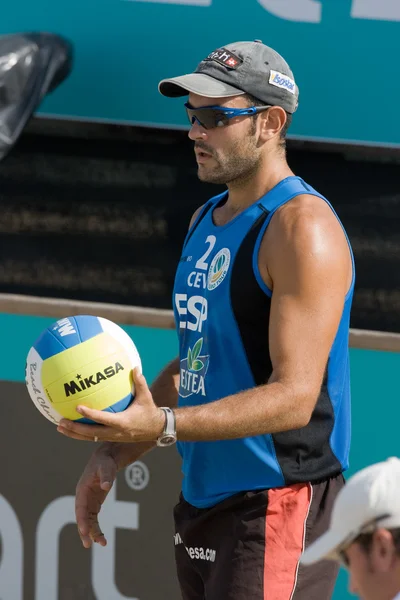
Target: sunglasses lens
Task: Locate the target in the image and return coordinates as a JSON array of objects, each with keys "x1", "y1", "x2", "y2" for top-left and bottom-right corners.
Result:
[
  {"x1": 185, "y1": 107, "x2": 229, "y2": 130},
  {"x1": 185, "y1": 107, "x2": 199, "y2": 126}
]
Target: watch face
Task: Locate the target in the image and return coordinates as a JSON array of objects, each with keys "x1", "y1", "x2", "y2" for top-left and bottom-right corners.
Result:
[{"x1": 159, "y1": 435, "x2": 176, "y2": 447}]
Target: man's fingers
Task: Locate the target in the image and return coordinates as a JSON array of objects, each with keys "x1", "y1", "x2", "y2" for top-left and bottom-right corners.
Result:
[
  {"x1": 133, "y1": 368, "x2": 153, "y2": 402},
  {"x1": 58, "y1": 419, "x2": 103, "y2": 437},
  {"x1": 79, "y1": 530, "x2": 93, "y2": 549},
  {"x1": 133, "y1": 368, "x2": 148, "y2": 392},
  {"x1": 78, "y1": 522, "x2": 107, "y2": 548},
  {"x1": 76, "y1": 502, "x2": 108, "y2": 548},
  {"x1": 57, "y1": 420, "x2": 123, "y2": 442},
  {"x1": 88, "y1": 518, "x2": 107, "y2": 547},
  {"x1": 75, "y1": 503, "x2": 93, "y2": 549},
  {"x1": 91, "y1": 530, "x2": 107, "y2": 547},
  {"x1": 75, "y1": 406, "x2": 120, "y2": 426},
  {"x1": 98, "y1": 463, "x2": 116, "y2": 491},
  {"x1": 57, "y1": 426, "x2": 97, "y2": 442},
  {"x1": 75, "y1": 491, "x2": 91, "y2": 535}
]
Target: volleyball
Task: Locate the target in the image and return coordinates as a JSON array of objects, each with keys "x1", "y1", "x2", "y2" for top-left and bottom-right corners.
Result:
[{"x1": 25, "y1": 315, "x2": 142, "y2": 425}]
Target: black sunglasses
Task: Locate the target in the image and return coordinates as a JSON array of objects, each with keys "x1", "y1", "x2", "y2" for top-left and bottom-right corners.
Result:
[{"x1": 184, "y1": 102, "x2": 271, "y2": 130}]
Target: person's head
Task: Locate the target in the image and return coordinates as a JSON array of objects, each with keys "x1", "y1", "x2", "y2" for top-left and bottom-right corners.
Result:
[
  {"x1": 158, "y1": 41, "x2": 298, "y2": 185},
  {"x1": 301, "y1": 458, "x2": 400, "y2": 600}
]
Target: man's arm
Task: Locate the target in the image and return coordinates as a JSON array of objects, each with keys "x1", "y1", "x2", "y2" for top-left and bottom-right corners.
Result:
[
  {"x1": 173, "y1": 195, "x2": 352, "y2": 440},
  {"x1": 72, "y1": 357, "x2": 180, "y2": 549},
  {"x1": 59, "y1": 196, "x2": 352, "y2": 445}
]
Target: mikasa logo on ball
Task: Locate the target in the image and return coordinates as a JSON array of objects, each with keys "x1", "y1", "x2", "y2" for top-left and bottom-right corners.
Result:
[
  {"x1": 207, "y1": 248, "x2": 231, "y2": 291},
  {"x1": 63, "y1": 362, "x2": 124, "y2": 397}
]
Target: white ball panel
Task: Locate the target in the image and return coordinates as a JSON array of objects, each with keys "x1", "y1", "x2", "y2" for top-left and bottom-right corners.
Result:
[
  {"x1": 25, "y1": 347, "x2": 64, "y2": 424},
  {"x1": 98, "y1": 317, "x2": 142, "y2": 374}
]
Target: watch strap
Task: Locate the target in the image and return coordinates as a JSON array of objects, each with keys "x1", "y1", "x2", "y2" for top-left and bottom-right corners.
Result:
[{"x1": 157, "y1": 407, "x2": 177, "y2": 446}]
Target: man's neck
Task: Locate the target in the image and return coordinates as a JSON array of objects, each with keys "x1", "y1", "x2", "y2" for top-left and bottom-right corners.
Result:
[{"x1": 224, "y1": 157, "x2": 294, "y2": 215}]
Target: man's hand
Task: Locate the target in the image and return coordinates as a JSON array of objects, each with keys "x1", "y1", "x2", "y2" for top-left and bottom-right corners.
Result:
[
  {"x1": 57, "y1": 368, "x2": 165, "y2": 443},
  {"x1": 75, "y1": 446, "x2": 117, "y2": 548}
]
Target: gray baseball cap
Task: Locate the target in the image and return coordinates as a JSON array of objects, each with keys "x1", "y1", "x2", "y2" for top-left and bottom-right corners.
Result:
[{"x1": 158, "y1": 40, "x2": 299, "y2": 114}]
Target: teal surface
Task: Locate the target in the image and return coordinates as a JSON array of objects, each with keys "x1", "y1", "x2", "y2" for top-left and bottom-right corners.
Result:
[
  {"x1": 2, "y1": 313, "x2": 178, "y2": 385},
  {"x1": 1, "y1": 1, "x2": 400, "y2": 145},
  {"x1": 333, "y1": 348, "x2": 400, "y2": 599},
  {"x1": 2, "y1": 312, "x2": 399, "y2": 599}
]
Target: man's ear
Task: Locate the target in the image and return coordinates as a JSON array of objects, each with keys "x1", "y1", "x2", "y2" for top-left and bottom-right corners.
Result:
[
  {"x1": 372, "y1": 529, "x2": 398, "y2": 572},
  {"x1": 258, "y1": 106, "x2": 287, "y2": 142}
]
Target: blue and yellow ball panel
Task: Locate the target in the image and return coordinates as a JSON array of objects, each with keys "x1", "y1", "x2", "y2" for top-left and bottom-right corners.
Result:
[
  {"x1": 34, "y1": 315, "x2": 104, "y2": 359},
  {"x1": 27, "y1": 315, "x2": 141, "y2": 424}
]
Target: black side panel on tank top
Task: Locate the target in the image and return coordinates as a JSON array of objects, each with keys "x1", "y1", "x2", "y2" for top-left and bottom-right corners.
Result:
[
  {"x1": 230, "y1": 206, "x2": 343, "y2": 485},
  {"x1": 272, "y1": 370, "x2": 342, "y2": 484},
  {"x1": 230, "y1": 209, "x2": 273, "y2": 386}
]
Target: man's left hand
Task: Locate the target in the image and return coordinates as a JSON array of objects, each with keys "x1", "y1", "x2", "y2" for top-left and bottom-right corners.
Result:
[{"x1": 57, "y1": 368, "x2": 165, "y2": 443}]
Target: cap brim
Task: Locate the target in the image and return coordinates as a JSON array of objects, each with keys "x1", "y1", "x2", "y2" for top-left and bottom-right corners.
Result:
[
  {"x1": 300, "y1": 529, "x2": 347, "y2": 565},
  {"x1": 158, "y1": 73, "x2": 245, "y2": 99}
]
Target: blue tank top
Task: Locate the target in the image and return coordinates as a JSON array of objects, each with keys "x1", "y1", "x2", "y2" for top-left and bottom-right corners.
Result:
[{"x1": 173, "y1": 176, "x2": 355, "y2": 509}]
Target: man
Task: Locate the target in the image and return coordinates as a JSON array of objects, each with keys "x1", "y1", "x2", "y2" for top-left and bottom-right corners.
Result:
[
  {"x1": 58, "y1": 40, "x2": 355, "y2": 599},
  {"x1": 301, "y1": 457, "x2": 400, "y2": 600}
]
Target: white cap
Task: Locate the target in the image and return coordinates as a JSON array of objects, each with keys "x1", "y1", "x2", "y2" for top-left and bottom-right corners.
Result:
[{"x1": 301, "y1": 457, "x2": 400, "y2": 565}]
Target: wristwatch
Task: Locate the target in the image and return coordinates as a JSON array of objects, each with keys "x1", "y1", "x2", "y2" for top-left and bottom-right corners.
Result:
[{"x1": 156, "y1": 407, "x2": 177, "y2": 447}]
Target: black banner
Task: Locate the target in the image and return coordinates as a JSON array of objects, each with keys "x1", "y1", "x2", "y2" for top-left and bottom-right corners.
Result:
[
  {"x1": 0, "y1": 380, "x2": 182, "y2": 600},
  {"x1": 0, "y1": 126, "x2": 399, "y2": 332}
]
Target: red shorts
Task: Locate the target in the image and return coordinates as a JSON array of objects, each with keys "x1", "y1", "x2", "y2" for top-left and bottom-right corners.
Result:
[{"x1": 173, "y1": 474, "x2": 344, "y2": 600}]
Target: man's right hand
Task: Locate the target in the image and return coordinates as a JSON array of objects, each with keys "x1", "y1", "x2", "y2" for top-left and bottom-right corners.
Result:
[
  {"x1": 75, "y1": 441, "x2": 155, "y2": 548},
  {"x1": 75, "y1": 445, "x2": 118, "y2": 548}
]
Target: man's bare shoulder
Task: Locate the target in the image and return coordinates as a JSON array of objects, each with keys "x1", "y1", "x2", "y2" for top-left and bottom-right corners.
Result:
[
  {"x1": 260, "y1": 193, "x2": 353, "y2": 290},
  {"x1": 266, "y1": 193, "x2": 349, "y2": 249}
]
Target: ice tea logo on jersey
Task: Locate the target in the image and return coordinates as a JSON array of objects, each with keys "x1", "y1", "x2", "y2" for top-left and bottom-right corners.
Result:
[
  {"x1": 207, "y1": 248, "x2": 231, "y2": 291},
  {"x1": 179, "y1": 338, "x2": 210, "y2": 398},
  {"x1": 269, "y1": 70, "x2": 296, "y2": 95}
]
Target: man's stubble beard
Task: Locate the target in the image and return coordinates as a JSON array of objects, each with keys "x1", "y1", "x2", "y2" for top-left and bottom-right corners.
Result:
[{"x1": 197, "y1": 131, "x2": 262, "y2": 186}]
